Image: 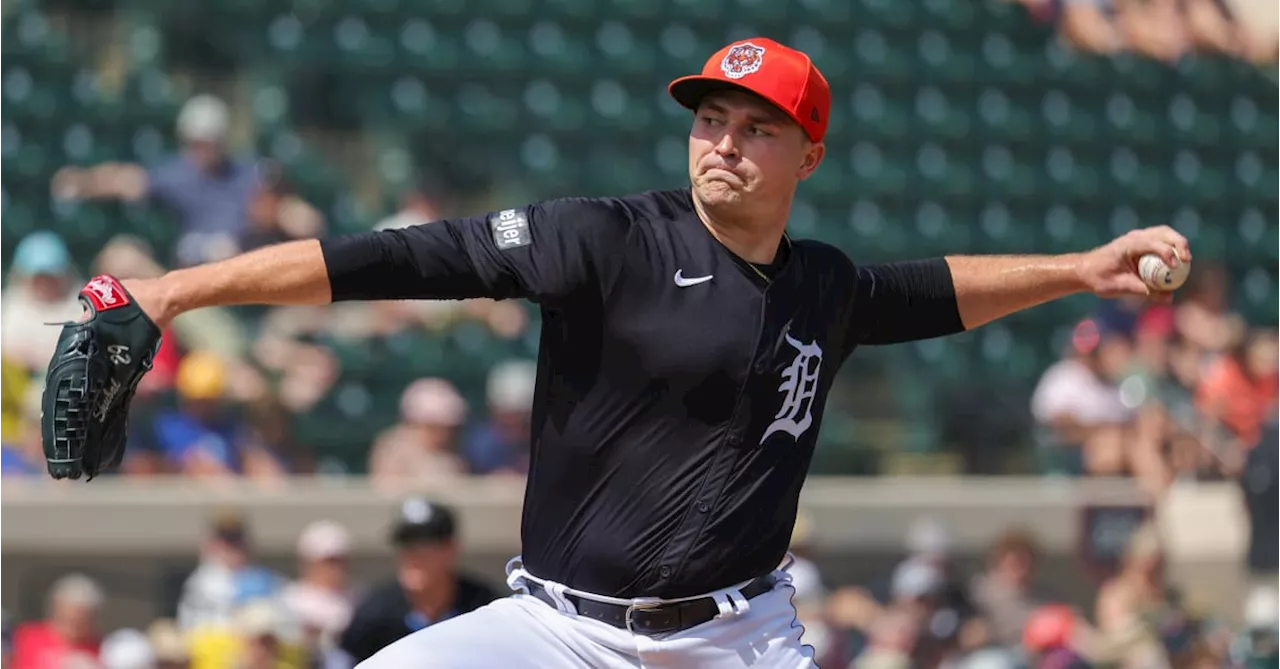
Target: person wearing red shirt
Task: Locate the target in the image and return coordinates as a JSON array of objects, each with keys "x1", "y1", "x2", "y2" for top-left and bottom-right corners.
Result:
[{"x1": 12, "y1": 574, "x2": 104, "y2": 669}]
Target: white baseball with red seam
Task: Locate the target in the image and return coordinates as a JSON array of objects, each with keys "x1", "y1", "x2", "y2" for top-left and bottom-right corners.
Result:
[{"x1": 1138, "y1": 250, "x2": 1190, "y2": 291}]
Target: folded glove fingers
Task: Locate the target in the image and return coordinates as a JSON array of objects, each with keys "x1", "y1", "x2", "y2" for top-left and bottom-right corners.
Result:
[{"x1": 42, "y1": 327, "x2": 102, "y2": 480}]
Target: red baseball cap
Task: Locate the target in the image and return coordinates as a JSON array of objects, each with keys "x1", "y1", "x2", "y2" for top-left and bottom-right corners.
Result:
[{"x1": 668, "y1": 38, "x2": 831, "y2": 143}]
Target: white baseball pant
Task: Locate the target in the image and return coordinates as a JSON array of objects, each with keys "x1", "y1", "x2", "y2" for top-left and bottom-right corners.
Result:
[{"x1": 356, "y1": 556, "x2": 817, "y2": 669}]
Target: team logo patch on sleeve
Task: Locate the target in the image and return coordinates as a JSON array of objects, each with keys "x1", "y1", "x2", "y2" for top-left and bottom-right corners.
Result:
[{"x1": 489, "y1": 208, "x2": 531, "y2": 250}]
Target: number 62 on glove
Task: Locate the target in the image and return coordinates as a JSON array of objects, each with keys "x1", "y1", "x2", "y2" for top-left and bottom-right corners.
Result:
[{"x1": 41, "y1": 275, "x2": 162, "y2": 481}]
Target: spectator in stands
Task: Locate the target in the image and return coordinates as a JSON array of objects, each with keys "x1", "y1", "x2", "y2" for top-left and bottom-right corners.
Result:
[
  {"x1": 969, "y1": 528, "x2": 1044, "y2": 649},
  {"x1": 1196, "y1": 329, "x2": 1279, "y2": 453},
  {"x1": 176, "y1": 509, "x2": 282, "y2": 631},
  {"x1": 1116, "y1": 0, "x2": 1191, "y2": 61},
  {"x1": 372, "y1": 177, "x2": 451, "y2": 232},
  {"x1": 280, "y1": 520, "x2": 357, "y2": 655},
  {"x1": 0, "y1": 231, "x2": 84, "y2": 373},
  {"x1": 901, "y1": 517, "x2": 976, "y2": 631},
  {"x1": 1196, "y1": 0, "x2": 1280, "y2": 63},
  {"x1": 1053, "y1": 0, "x2": 1128, "y2": 54},
  {"x1": 50, "y1": 94, "x2": 321, "y2": 268},
  {"x1": 2, "y1": 611, "x2": 12, "y2": 668},
  {"x1": 850, "y1": 607, "x2": 917, "y2": 669},
  {"x1": 1156, "y1": 332, "x2": 1224, "y2": 480},
  {"x1": 334, "y1": 498, "x2": 500, "y2": 667},
  {"x1": 1231, "y1": 586, "x2": 1280, "y2": 667},
  {"x1": 886, "y1": 556, "x2": 967, "y2": 667},
  {"x1": 1022, "y1": 604, "x2": 1089, "y2": 669},
  {"x1": 1113, "y1": 310, "x2": 1182, "y2": 493},
  {"x1": 150, "y1": 351, "x2": 286, "y2": 479},
  {"x1": 144, "y1": 620, "x2": 190, "y2": 669},
  {"x1": 1031, "y1": 320, "x2": 1135, "y2": 477},
  {"x1": 368, "y1": 378, "x2": 468, "y2": 488},
  {"x1": 1182, "y1": 0, "x2": 1247, "y2": 55},
  {"x1": 461, "y1": 359, "x2": 536, "y2": 476},
  {"x1": 1, "y1": 357, "x2": 32, "y2": 445},
  {"x1": 12, "y1": 573, "x2": 104, "y2": 669},
  {"x1": 188, "y1": 599, "x2": 307, "y2": 669},
  {"x1": 1176, "y1": 263, "x2": 1246, "y2": 356},
  {"x1": 1, "y1": 385, "x2": 43, "y2": 477},
  {"x1": 1093, "y1": 522, "x2": 1190, "y2": 667},
  {"x1": 239, "y1": 161, "x2": 324, "y2": 253},
  {"x1": 100, "y1": 628, "x2": 156, "y2": 669}
]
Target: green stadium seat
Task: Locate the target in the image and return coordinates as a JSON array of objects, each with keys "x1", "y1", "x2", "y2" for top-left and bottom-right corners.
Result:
[
  {"x1": 474, "y1": 0, "x2": 538, "y2": 18},
  {"x1": 524, "y1": 20, "x2": 593, "y2": 78},
  {"x1": 594, "y1": 21, "x2": 659, "y2": 79},
  {"x1": 846, "y1": 199, "x2": 910, "y2": 260},
  {"x1": 607, "y1": 0, "x2": 664, "y2": 21},
  {"x1": 921, "y1": 0, "x2": 975, "y2": 31},
  {"x1": 976, "y1": 201, "x2": 1039, "y2": 253},
  {"x1": 849, "y1": 83, "x2": 910, "y2": 141},
  {"x1": 1226, "y1": 95, "x2": 1278, "y2": 149},
  {"x1": 544, "y1": 0, "x2": 597, "y2": 21},
  {"x1": 457, "y1": 17, "x2": 527, "y2": 76},
  {"x1": 852, "y1": 28, "x2": 912, "y2": 82},
  {"x1": 1, "y1": 199, "x2": 39, "y2": 248},
  {"x1": 732, "y1": 0, "x2": 786, "y2": 23},
  {"x1": 974, "y1": 87, "x2": 1036, "y2": 143},
  {"x1": 859, "y1": 0, "x2": 917, "y2": 30}
]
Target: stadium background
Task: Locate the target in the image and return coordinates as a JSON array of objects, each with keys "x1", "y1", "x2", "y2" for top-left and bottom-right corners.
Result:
[{"x1": 1, "y1": 0, "x2": 1277, "y2": 667}]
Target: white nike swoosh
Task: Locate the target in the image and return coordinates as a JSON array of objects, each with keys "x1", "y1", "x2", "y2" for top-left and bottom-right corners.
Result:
[{"x1": 674, "y1": 270, "x2": 714, "y2": 287}]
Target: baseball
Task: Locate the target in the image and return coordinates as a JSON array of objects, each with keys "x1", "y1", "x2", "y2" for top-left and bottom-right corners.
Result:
[{"x1": 1138, "y1": 249, "x2": 1190, "y2": 291}]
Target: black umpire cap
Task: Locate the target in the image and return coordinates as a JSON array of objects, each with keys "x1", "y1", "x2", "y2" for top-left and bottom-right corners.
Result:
[{"x1": 390, "y1": 497, "x2": 457, "y2": 547}]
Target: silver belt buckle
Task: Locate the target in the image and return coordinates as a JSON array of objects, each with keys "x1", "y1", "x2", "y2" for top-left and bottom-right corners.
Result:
[{"x1": 623, "y1": 598, "x2": 664, "y2": 635}]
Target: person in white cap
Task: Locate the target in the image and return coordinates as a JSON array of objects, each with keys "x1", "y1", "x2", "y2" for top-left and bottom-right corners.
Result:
[
  {"x1": 280, "y1": 520, "x2": 358, "y2": 654},
  {"x1": 459, "y1": 359, "x2": 537, "y2": 475},
  {"x1": 368, "y1": 378, "x2": 469, "y2": 487},
  {"x1": 49, "y1": 94, "x2": 321, "y2": 267}
]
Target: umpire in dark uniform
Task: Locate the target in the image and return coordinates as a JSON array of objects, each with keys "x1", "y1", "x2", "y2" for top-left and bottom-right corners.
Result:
[
  {"x1": 118, "y1": 36, "x2": 1191, "y2": 669},
  {"x1": 330, "y1": 498, "x2": 499, "y2": 667}
]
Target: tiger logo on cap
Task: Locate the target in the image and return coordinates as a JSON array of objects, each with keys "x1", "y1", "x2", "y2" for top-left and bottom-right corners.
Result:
[{"x1": 720, "y1": 42, "x2": 766, "y2": 79}]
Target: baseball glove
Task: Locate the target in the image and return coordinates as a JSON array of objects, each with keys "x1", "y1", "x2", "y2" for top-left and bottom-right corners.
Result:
[{"x1": 42, "y1": 274, "x2": 162, "y2": 481}]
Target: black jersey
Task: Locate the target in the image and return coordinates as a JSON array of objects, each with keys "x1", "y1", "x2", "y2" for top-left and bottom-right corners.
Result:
[{"x1": 321, "y1": 188, "x2": 962, "y2": 598}]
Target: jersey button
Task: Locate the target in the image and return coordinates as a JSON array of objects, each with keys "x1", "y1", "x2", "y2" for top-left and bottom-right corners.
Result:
[
  {"x1": 726, "y1": 431, "x2": 742, "y2": 446},
  {"x1": 696, "y1": 501, "x2": 710, "y2": 513},
  {"x1": 659, "y1": 565, "x2": 672, "y2": 578},
  {"x1": 754, "y1": 360, "x2": 767, "y2": 374}
]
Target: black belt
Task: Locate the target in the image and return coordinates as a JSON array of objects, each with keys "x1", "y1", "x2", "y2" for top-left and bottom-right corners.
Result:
[{"x1": 526, "y1": 573, "x2": 779, "y2": 637}]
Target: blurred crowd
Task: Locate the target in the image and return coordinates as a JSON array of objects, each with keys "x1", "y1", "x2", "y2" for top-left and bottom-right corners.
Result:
[
  {"x1": 1013, "y1": 0, "x2": 1278, "y2": 65},
  {"x1": 808, "y1": 518, "x2": 1279, "y2": 669},
  {"x1": 1030, "y1": 269, "x2": 1278, "y2": 493},
  {"x1": 5, "y1": 509, "x2": 1277, "y2": 669},
  {"x1": 0, "y1": 96, "x2": 538, "y2": 482},
  {"x1": 4, "y1": 499, "x2": 504, "y2": 669}
]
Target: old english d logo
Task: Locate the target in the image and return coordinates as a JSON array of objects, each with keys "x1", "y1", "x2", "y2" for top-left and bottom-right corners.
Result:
[
  {"x1": 761, "y1": 333, "x2": 823, "y2": 444},
  {"x1": 720, "y1": 42, "x2": 766, "y2": 80}
]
